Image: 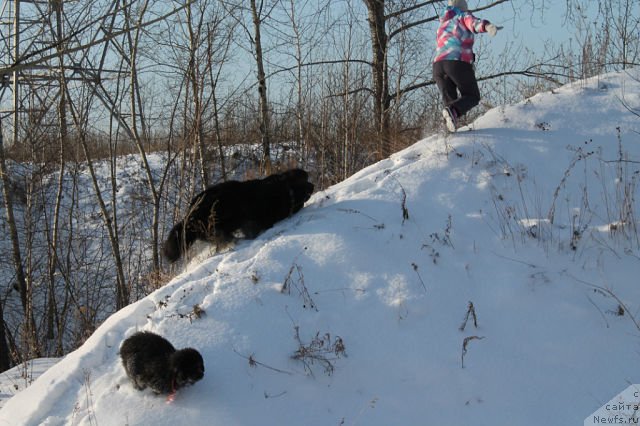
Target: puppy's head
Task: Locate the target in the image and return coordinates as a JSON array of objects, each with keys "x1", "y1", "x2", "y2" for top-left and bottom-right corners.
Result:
[{"x1": 171, "y1": 348, "x2": 205, "y2": 389}]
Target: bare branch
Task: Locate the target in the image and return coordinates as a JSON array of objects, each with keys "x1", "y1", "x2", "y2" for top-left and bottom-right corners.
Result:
[{"x1": 0, "y1": 1, "x2": 195, "y2": 75}]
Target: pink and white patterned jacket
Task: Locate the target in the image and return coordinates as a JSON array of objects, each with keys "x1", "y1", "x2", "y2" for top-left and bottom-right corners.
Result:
[{"x1": 433, "y1": 6, "x2": 490, "y2": 64}]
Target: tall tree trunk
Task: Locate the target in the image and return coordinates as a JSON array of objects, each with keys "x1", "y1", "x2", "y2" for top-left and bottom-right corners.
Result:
[
  {"x1": 186, "y1": 2, "x2": 209, "y2": 187},
  {"x1": 250, "y1": 0, "x2": 271, "y2": 173},
  {"x1": 288, "y1": 0, "x2": 305, "y2": 153},
  {"x1": 364, "y1": 0, "x2": 392, "y2": 159},
  {"x1": 0, "y1": 302, "x2": 10, "y2": 372},
  {"x1": 206, "y1": 21, "x2": 231, "y2": 181},
  {"x1": 78, "y1": 130, "x2": 130, "y2": 309},
  {"x1": 0, "y1": 120, "x2": 39, "y2": 357},
  {"x1": 60, "y1": 71, "x2": 130, "y2": 309},
  {"x1": 0, "y1": 123, "x2": 15, "y2": 372},
  {"x1": 46, "y1": 0, "x2": 67, "y2": 353},
  {"x1": 124, "y1": 0, "x2": 162, "y2": 272}
]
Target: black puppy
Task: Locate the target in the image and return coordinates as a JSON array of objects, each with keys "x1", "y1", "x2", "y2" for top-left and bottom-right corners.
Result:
[
  {"x1": 120, "y1": 331, "x2": 204, "y2": 395},
  {"x1": 163, "y1": 168, "x2": 314, "y2": 262}
]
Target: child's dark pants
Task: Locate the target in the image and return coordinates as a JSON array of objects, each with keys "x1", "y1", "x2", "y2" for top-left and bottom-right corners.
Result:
[{"x1": 432, "y1": 60, "x2": 480, "y2": 116}]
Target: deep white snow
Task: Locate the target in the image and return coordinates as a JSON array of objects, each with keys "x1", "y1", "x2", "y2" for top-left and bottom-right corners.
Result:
[{"x1": 1, "y1": 70, "x2": 639, "y2": 426}]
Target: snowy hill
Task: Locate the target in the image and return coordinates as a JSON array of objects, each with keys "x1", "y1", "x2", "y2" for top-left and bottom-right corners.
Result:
[{"x1": 1, "y1": 70, "x2": 639, "y2": 426}]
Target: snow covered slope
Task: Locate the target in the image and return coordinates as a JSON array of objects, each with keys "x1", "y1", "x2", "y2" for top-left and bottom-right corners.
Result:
[{"x1": 1, "y1": 70, "x2": 639, "y2": 426}]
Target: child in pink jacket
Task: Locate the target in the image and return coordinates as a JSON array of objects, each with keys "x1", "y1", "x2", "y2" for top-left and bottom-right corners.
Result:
[{"x1": 433, "y1": 0, "x2": 501, "y2": 132}]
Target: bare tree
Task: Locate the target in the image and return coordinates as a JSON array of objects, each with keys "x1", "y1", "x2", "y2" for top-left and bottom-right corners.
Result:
[
  {"x1": 278, "y1": 0, "x2": 331, "y2": 155},
  {"x1": 0, "y1": 301, "x2": 8, "y2": 372},
  {"x1": 0, "y1": 118, "x2": 39, "y2": 359},
  {"x1": 557, "y1": 0, "x2": 639, "y2": 79},
  {"x1": 177, "y1": 0, "x2": 235, "y2": 186},
  {"x1": 45, "y1": 0, "x2": 69, "y2": 356},
  {"x1": 184, "y1": 1, "x2": 208, "y2": 186},
  {"x1": 0, "y1": 120, "x2": 19, "y2": 369},
  {"x1": 113, "y1": 0, "x2": 190, "y2": 272},
  {"x1": 250, "y1": 0, "x2": 273, "y2": 173},
  {"x1": 206, "y1": 21, "x2": 234, "y2": 182},
  {"x1": 595, "y1": 0, "x2": 639, "y2": 69},
  {"x1": 222, "y1": 0, "x2": 278, "y2": 174},
  {"x1": 362, "y1": 0, "x2": 391, "y2": 159}
]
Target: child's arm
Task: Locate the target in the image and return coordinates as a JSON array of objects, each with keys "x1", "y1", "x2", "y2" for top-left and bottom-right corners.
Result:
[
  {"x1": 462, "y1": 14, "x2": 500, "y2": 35},
  {"x1": 462, "y1": 13, "x2": 489, "y2": 33}
]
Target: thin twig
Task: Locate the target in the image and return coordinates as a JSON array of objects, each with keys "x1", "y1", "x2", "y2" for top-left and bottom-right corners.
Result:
[
  {"x1": 461, "y1": 336, "x2": 485, "y2": 368},
  {"x1": 411, "y1": 262, "x2": 427, "y2": 292},
  {"x1": 232, "y1": 349, "x2": 293, "y2": 375},
  {"x1": 570, "y1": 274, "x2": 640, "y2": 332},
  {"x1": 585, "y1": 295, "x2": 610, "y2": 328},
  {"x1": 459, "y1": 301, "x2": 478, "y2": 331}
]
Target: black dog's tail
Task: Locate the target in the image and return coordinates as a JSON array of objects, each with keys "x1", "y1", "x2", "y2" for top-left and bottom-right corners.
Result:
[{"x1": 163, "y1": 222, "x2": 185, "y2": 263}]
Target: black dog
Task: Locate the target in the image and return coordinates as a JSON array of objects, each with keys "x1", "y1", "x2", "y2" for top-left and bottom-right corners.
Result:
[
  {"x1": 120, "y1": 331, "x2": 204, "y2": 394},
  {"x1": 163, "y1": 168, "x2": 314, "y2": 262}
]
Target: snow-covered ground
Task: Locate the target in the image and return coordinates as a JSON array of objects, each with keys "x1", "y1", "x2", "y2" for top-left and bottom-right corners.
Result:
[
  {"x1": 0, "y1": 359, "x2": 59, "y2": 411},
  {"x1": 1, "y1": 69, "x2": 639, "y2": 426}
]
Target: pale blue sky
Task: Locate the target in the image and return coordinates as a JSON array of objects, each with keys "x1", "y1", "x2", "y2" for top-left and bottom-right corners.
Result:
[
  {"x1": 486, "y1": 0, "x2": 575, "y2": 53},
  {"x1": 453, "y1": 0, "x2": 587, "y2": 64}
]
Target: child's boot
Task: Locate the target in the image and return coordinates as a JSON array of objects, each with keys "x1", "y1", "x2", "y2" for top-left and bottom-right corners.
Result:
[{"x1": 443, "y1": 106, "x2": 458, "y2": 132}]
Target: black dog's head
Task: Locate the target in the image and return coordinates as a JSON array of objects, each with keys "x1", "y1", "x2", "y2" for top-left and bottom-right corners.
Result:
[
  {"x1": 291, "y1": 181, "x2": 314, "y2": 212},
  {"x1": 263, "y1": 168, "x2": 309, "y2": 185},
  {"x1": 284, "y1": 170, "x2": 314, "y2": 212},
  {"x1": 171, "y1": 348, "x2": 205, "y2": 389},
  {"x1": 280, "y1": 168, "x2": 309, "y2": 184}
]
